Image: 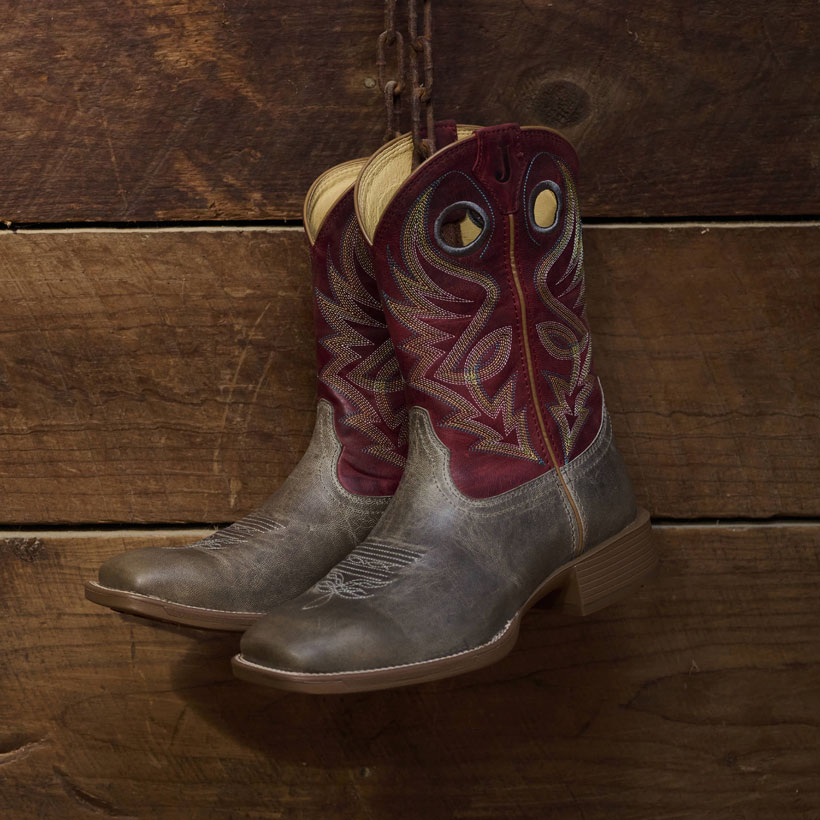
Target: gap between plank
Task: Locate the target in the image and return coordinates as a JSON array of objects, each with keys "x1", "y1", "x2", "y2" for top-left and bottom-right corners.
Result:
[
  {"x1": 0, "y1": 527, "x2": 217, "y2": 539},
  {"x1": 2, "y1": 217, "x2": 819, "y2": 234},
  {"x1": 0, "y1": 518, "x2": 818, "y2": 539}
]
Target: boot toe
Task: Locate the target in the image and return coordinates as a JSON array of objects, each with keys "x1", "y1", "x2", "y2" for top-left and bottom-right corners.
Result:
[
  {"x1": 97, "y1": 547, "x2": 219, "y2": 608},
  {"x1": 239, "y1": 601, "x2": 410, "y2": 675},
  {"x1": 99, "y1": 548, "x2": 169, "y2": 596}
]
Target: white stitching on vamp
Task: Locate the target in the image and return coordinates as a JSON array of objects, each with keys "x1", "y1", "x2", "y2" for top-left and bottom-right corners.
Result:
[{"x1": 301, "y1": 542, "x2": 423, "y2": 610}]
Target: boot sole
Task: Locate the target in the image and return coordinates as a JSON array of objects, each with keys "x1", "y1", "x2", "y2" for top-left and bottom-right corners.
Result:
[
  {"x1": 231, "y1": 508, "x2": 656, "y2": 692},
  {"x1": 84, "y1": 581, "x2": 263, "y2": 631}
]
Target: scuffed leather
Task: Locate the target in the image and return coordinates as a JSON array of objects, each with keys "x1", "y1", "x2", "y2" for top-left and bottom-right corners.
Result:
[
  {"x1": 560, "y1": 403, "x2": 637, "y2": 550},
  {"x1": 98, "y1": 401, "x2": 390, "y2": 613},
  {"x1": 240, "y1": 403, "x2": 635, "y2": 672}
]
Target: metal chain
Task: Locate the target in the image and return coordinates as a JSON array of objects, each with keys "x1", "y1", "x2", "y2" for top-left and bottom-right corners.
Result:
[
  {"x1": 377, "y1": 0, "x2": 404, "y2": 142},
  {"x1": 377, "y1": 0, "x2": 435, "y2": 163},
  {"x1": 408, "y1": 0, "x2": 435, "y2": 165}
]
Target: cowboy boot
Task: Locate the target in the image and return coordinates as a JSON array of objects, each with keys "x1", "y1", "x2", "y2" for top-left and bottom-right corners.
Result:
[
  {"x1": 232, "y1": 124, "x2": 656, "y2": 690},
  {"x1": 84, "y1": 158, "x2": 408, "y2": 630}
]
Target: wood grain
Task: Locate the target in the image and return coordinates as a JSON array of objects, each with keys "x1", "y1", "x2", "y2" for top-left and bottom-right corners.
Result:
[
  {"x1": 1, "y1": 523, "x2": 818, "y2": 819},
  {"x1": 0, "y1": 228, "x2": 316, "y2": 524},
  {"x1": 0, "y1": 1, "x2": 817, "y2": 221},
  {"x1": 0, "y1": 224, "x2": 817, "y2": 524},
  {"x1": 588, "y1": 224, "x2": 820, "y2": 520}
]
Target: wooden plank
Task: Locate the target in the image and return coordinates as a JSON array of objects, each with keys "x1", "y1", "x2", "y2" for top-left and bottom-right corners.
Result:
[
  {"x1": 0, "y1": 224, "x2": 817, "y2": 523},
  {"x1": 0, "y1": 228, "x2": 316, "y2": 525},
  {"x1": 0, "y1": 1, "x2": 817, "y2": 221},
  {"x1": 589, "y1": 224, "x2": 820, "y2": 520},
  {"x1": 1, "y1": 523, "x2": 819, "y2": 819}
]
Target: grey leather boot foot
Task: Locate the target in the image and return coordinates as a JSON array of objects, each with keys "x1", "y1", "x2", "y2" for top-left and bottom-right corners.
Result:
[
  {"x1": 233, "y1": 124, "x2": 656, "y2": 686},
  {"x1": 85, "y1": 159, "x2": 408, "y2": 630}
]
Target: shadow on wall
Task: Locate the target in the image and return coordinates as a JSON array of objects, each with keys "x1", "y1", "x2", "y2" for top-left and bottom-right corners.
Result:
[{"x1": 165, "y1": 603, "x2": 654, "y2": 816}]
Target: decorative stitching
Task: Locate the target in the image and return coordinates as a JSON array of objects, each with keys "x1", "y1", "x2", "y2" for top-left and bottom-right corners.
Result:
[
  {"x1": 382, "y1": 172, "x2": 539, "y2": 463},
  {"x1": 197, "y1": 510, "x2": 284, "y2": 551},
  {"x1": 398, "y1": 407, "x2": 573, "y2": 521},
  {"x1": 561, "y1": 396, "x2": 611, "y2": 479},
  {"x1": 522, "y1": 156, "x2": 540, "y2": 245},
  {"x1": 302, "y1": 542, "x2": 423, "y2": 610},
  {"x1": 529, "y1": 154, "x2": 596, "y2": 462},
  {"x1": 316, "y1": 400, "x2": 392, "y2": 507},
  {"x1": 317, "y1": 213, "x2": 408, "y2": 468}
]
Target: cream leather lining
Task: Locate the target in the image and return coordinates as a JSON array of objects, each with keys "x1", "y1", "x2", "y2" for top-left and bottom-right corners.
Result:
[
  {"x1": 458, "y1": 211, "x2": 483, "y2": 245},
  {"x1": 533, "y1": 188, "x2": 558, "y2": 228},
  {"x1": 355, "y1": 125, "x2": 573, "y2": 244},
  {"x1": 304, "y1": 158, "x2": 368, "y2": 246},
  {"x1": 355, "y1": 125, "x2": 479, "y2": 244}
]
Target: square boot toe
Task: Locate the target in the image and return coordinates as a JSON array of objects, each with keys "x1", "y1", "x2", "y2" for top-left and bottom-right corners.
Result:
[
  {"x1": 97, "y1": 547, "x2": 224, "y2": 609},
  {"x1": 239, "y1": 601, "x2": 412, "y2": 675}
]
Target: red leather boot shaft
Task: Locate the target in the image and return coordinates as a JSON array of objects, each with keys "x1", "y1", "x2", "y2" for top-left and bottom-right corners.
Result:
[
  {"x1": 370, "y1": 124, "x2": 602, "y2": 497},
  {"x1": 310, "y1": 189, "x2": 407, "y2": 495}
]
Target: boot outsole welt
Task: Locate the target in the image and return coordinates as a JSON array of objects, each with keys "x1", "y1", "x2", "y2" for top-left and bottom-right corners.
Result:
[
  {"x1": 84, "y1": 582, "x2": 263, "y2": 631},
  {"x1": 231, "y1": 508, "x2": 656, "y2": 693}
]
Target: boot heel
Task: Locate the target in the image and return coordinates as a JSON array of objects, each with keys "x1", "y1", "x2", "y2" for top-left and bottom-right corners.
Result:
[{"x1": 558, "y1": 509, "x2": 656, "y2": 616}]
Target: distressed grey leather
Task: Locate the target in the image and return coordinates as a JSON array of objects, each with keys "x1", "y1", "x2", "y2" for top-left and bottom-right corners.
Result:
[
  {"x1": 560, "y1": 408, "x2": 637, "y2": 550},
  {"x1": 98, "y1": 401, "x2": 390, "y2": 613},
  {"x1": 240, "y1": 405, "x2": 637, "y2": 671}
]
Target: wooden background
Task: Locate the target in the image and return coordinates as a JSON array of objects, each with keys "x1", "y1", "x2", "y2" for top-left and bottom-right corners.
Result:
[{"x1": 1, "y1": 2, "x2": 818, "y2": 818}]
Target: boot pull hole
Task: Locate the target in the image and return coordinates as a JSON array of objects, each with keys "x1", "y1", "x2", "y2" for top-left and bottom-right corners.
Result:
[
  {"x1": 494, "y1": 145, "x2": 511, "y2": 182},
  {"x1": 434, "y1": 201, "x2": 489, "y2": 256},
  {"x1": 530, "y1": 181, "x2": 562, "y2": 233}
]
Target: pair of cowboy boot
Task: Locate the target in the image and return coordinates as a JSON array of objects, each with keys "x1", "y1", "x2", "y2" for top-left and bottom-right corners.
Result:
[{"x1": 87, "y1": 122, "x2": 656, "y2": 693}]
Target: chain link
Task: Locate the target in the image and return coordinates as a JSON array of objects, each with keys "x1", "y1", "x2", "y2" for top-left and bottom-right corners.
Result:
[
  {"x1": 408, "y1": 0, "x2": 435, "y2": 165},
  {"x1": 377, "y1": 0, "x2": 435, "y2": 161},
  {"x1": 376, "y1": 0, "x2": 404, "y2": 142}
]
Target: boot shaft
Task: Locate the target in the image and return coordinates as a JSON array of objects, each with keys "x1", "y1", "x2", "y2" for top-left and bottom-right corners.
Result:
[
  {"x1": 305, "y1": 162, "x2": 407, "y2": 496},
  {"x1": 357, "y1": 124, "x2": 602, "y2": 498},
  {"x1": 303, "y1": 124, "x2": 468, "y2": 496}
]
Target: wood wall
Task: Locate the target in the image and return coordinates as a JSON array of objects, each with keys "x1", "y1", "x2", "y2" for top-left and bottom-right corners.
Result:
[
  {"x1": 3, "y1": 524, "x2": 819, "y2": 819},
  {"x1": 0, "y1": 225, "x2": 817, "y2": 524},
  {"x1": 1, "y1": 1, "x2": 817, "y2": 220},
  {"x1": 1, "y1": 2, "x2": 818, "y2": 818}
]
